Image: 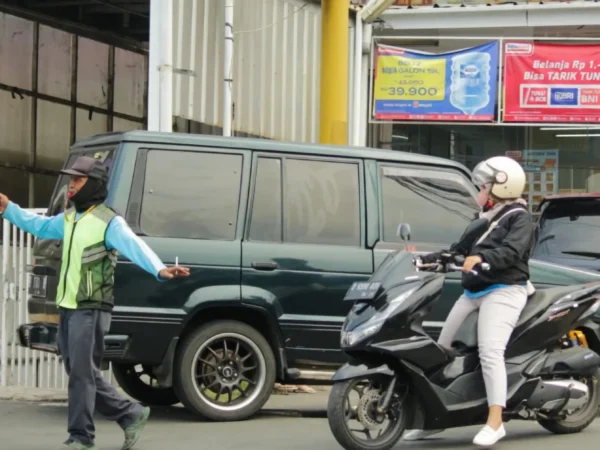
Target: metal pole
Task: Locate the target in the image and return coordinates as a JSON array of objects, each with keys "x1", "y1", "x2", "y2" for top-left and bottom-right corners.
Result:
[
  {"x1": 223, "y1": 0, "x2": 234, "y2": 137},
  {"x1": 352, "y1": 0, "x2": 381, "y2": 147},
  {"x1": 147, "y1": 0, "x2": 160, "y2": 131},
  {"x1": 17, "y1": 229, "x2": 24, "y2": 386},
  {"x1": 496, "y1": 38, "x2": 504, "y2": 124},
  {"x1": 359, "y1": 24, "x2": 372, "y2": 147},
  {"x1": 11, "y1": 224, "x2": 17, "y2": 384},
  {"x1": 368, "y1": 36, "x2": 376, "y2": 135},
  {"x1": 29, "y1": 22, "x2": 39, "y2": 208},
  {"x1": 0, "y1": 220, "x2": 8, "y2": 387},
  {"x1": 351, "y1": 12, "x2": 364, "y2": 146},
  {"x1": 319, "y1": 0, "x2": 349, "y2": 145},
  {"x1": 160, "y1": 0, "x2": 173, "y2": 132},
  {"x1": 148, "y1": 0, "x2": 173, "y2": 132}
]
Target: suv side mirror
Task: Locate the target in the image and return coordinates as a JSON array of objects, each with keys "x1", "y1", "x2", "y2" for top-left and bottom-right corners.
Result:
[{"x1": 397, "y1": 223, "x2": 411, "y2": 243}]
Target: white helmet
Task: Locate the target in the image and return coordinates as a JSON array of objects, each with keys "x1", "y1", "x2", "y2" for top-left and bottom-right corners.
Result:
[{"x1": 472, "y1": 156, "x2": 526, "y2": 200}]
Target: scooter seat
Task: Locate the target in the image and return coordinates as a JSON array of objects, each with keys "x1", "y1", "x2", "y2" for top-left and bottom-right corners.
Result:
[{"x1": 452, "y1": 284, "x2": 588, "y2": 350}]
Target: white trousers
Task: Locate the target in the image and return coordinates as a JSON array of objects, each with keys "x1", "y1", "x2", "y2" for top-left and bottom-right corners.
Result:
[{"x1": 438, "y1": 286, "x2": 528, "y2": 407}]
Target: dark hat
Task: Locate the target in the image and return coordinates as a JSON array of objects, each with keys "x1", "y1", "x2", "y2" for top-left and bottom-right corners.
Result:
[{"x1": 60, "y1": 156, "x2": 108, "y2": 181}]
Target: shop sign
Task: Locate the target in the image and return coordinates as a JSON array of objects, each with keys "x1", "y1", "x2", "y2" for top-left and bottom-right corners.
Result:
[
  {"x1": 372, "y1": 42, "x2": 499, "y2": 121},
  {"x1": 506, "y1": 149, "x2": 559, "y2": 212},
  {"x1": 503, "y1": 42, "x2": 600, "y2": 123},
  {"x1": 353, "y1": 0, "x2": 590, "y2": 6}
]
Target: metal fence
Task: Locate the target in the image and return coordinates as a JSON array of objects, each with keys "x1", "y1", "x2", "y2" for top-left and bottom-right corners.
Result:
[{"x1": 0, "y1": 209, "x2": 114, "y2": 389}]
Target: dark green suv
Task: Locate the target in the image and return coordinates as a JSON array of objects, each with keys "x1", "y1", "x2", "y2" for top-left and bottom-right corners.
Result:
[{"x1": 18, "y1": 131, "x2": 600, "y2": 421}]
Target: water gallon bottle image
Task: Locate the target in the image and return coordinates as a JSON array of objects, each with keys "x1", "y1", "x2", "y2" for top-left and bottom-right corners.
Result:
[{"x1": 450, "y1": 51, "x2": 491, "y2": 116}]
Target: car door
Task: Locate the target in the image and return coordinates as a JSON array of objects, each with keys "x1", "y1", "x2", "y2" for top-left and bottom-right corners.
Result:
[
  {"x1": 114, "y1": 146, "x2": 251, "y2": 361},
  {"x1": 369, "y1": 161, "x2": 480, "y2": 339},
  {"x1": 241, "y1": 153, "x2": 373, "y2": 365}
]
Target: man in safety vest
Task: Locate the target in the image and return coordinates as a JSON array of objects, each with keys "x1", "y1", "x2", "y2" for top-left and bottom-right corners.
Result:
[{"x1": 0, "y1": 156, "x2": 190, "y2": 450}]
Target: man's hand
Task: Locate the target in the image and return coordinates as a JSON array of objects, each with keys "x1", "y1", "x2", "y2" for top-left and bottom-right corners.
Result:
[
  {"x1": 463, "y1": 255, "x2": 483, "y2": 273},
  {"x1": 0, "y1": 193, "x2": 8, "y2": 214},
  {"x1": 159, "y1": 266, "x2": 190, "y2": 280}
]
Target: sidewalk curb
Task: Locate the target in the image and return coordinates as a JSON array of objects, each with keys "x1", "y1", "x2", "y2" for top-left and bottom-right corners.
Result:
[
  {"x1": 0, "y1": 386, "x2": 331, "y2": 407},
  {"x1": 0, "y1": 387, "x2": 68, "y2": 403},
  {"x1": 2, "y1": 387, "x2": 598, "y2": 419}
]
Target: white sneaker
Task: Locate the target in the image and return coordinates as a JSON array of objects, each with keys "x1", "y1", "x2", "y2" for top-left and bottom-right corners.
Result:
[
  {"x1": 403, "y1": 429, "x2": 444, "y2": 441},
  {"x1": 472, "y1": 424, "x2": 506, "y2": 447}
]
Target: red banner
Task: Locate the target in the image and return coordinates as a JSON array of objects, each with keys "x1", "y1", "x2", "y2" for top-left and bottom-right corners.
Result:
[{"x1": 503, "y1": 42, "x2": 600, "y2": 123}]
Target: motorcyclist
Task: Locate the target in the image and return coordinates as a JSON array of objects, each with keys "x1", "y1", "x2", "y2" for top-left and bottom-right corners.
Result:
[{"x1": 404, "y1": 156, "x2": 534, "y2": 447}]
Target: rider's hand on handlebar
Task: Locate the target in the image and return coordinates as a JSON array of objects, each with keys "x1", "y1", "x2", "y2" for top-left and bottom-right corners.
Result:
[{"x1": 463, "y1": 255, "x2": 483, "y2": 273}]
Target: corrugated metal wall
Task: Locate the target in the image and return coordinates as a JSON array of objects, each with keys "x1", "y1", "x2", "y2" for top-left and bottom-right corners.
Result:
[
  {"x1": 172, "y1": 0, "x2": 331, "y2": 143},
  {"x1": 0, "y1": 12, "x2": 147, "y2": 208},
  {"x1": 1, "y1": 0, "x2": 343, "y2": 207}
]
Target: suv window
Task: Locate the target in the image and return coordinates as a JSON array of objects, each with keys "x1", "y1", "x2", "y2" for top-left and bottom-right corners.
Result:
[
  {"x1": 248, "y1": 158, "x2": 282, "y2": 242},
  {"x1": 248, "y1": 157, "x2": 361, "y2": 247},
  {"x1": 380, "y1": 166, "x2": 479, "y2": 247},
  {"x1": 140, "y1": 150, "x2": 243, "y2": 240},
  {"x1": 533, "y1": 199, "x2": 600, "y2": 260}
]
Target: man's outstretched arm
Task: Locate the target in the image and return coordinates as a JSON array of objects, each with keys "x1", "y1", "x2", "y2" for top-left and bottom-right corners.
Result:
[
  {"x1": 105, "y1": 216, "x2": 190, "y2": 281},
  {"x1": 0, "y1": 195, "x2": 64, "y2": 240}
]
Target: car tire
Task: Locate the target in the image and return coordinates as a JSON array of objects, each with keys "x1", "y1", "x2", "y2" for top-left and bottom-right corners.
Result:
[
  {"x1": 174, "y1": 320, "x2": 276, "y2": 421},
  {"x1": 112, "y1": 363, "x2": 180, "y2": 406}
]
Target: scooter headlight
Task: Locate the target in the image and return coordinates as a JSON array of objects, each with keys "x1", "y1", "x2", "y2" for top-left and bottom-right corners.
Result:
[
  {"x1": 340, "y1": 287, "x2": 417, "y2": 348},
  {"x1": 341, "y1": 318, "x2": 385, "y2": 348}
]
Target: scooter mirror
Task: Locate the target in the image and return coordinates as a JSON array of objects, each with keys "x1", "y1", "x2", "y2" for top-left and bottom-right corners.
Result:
[{"x1": 397, "y1": 223, "x2": 411, "y2": 242}]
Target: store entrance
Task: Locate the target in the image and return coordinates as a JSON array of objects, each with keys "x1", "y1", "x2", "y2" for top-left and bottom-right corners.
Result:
[{"x1": 380, "y1": 123, "x2": 600, "y2": 213}]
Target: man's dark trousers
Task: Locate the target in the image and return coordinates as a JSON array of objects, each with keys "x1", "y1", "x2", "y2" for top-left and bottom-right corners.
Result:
[{"x1": 58, "y1": 308, "x2": 144, "y2": 446}]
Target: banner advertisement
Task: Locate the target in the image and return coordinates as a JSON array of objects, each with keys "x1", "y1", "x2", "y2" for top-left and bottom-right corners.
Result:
[
  {"x1": 354, "y1": 0, "x2": 593, "y2": 7},
  {"x1": 503, "y1": 42, "x2": 600, "y2": 123},
  {"x1": 373, "y1": 42, "x2": 499, "y2": 121},
  {"x1": 506, "y1": 149, "x2": 559, "y2": 212}
]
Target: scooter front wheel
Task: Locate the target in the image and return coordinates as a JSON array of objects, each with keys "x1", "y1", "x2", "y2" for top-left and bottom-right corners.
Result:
[{"x1": 327, "y1": 376, "x2": 413, "y2": 450}]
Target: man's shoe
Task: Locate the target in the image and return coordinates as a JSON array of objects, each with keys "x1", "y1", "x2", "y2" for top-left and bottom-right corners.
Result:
[
  {"x1": 62, "y1": 440, "x2": 97, "y2": 450},
  {"x1": 122, "y1": 406, "x2": 151, "y2": 450}
]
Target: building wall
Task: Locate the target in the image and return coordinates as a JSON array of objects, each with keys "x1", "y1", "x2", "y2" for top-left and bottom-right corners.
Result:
[
  {"x1": 0, "y1": 12, "x2": 147, "y2": 209},
  {"x1": 172, "y1": 0, "x2": 332, "y2": 143},
  {"x1": 1, "y1": 0, "x2": 340, "y2": 208}
]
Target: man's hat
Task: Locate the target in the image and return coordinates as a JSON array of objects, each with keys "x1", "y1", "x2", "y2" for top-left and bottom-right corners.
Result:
[{"x1": 60, "y1": 156, "x2": 108, "y2": 181}]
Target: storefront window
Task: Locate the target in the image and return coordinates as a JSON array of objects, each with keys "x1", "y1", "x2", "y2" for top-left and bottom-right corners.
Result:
[{"x1": 389, "y1": 123, "x2": 600, "y2": 212}]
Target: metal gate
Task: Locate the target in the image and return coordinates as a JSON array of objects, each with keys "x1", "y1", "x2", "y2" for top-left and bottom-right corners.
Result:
[{"x1": 0, "y1": 209, "x2": 114, "y2": 389}]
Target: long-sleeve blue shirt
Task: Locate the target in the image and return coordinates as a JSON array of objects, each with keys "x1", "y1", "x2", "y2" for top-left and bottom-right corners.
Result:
[{"x1": 3, "y1": 202, "x2": 167, "y2": 280}]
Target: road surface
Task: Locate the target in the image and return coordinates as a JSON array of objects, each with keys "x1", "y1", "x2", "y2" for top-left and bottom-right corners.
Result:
[{"x1": 1, "y1": 393, "x2": 599, "y2": 450}]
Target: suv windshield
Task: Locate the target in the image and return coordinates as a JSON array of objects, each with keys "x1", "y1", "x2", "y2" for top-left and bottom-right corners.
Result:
[
  {"x1": 47, "y1": 147, "x2": 117, "y2": 217},
  {"x1": 533, "y1": 199, "x2": 600, "y2": 260}
]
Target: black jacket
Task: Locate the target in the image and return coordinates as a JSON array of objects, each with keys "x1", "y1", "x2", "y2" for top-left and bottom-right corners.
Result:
[{"x1": 423, "y1": 203, "x2": 535, "y2": 293}]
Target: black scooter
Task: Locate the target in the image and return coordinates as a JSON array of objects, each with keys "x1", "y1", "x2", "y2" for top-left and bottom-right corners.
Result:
[{"x1": 327, "y1": 223, "x2": 600, "y2": 450}]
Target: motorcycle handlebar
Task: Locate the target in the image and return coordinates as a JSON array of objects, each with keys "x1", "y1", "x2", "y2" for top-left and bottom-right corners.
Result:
[{"x1": 415, "y1": 260, "x2": 490, "y2": 275}]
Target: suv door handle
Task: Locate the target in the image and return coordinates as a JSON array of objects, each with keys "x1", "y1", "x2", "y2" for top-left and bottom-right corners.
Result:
[{"x1": 251, "y1": 262, "x2": 278, "y2": 271}]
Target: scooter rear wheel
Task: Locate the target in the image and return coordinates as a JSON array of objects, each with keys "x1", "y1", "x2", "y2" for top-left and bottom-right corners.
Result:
[
  {"x1": 327, "y1": 376, "x2": 412, "y2": 450},
  {"x1": 538, "y1": 370, "x2": 600, "y2": 434}
]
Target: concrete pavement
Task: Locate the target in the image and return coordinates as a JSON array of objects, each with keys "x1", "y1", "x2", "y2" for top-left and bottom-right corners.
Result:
[{"x1": 1, "y1": 389, "x2": 599, "y2": 449}]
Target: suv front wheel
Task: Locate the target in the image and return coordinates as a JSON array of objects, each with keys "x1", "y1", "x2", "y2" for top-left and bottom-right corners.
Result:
[{"x1": 174, "y1": 320, "x2": 276, "y2": 421}]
